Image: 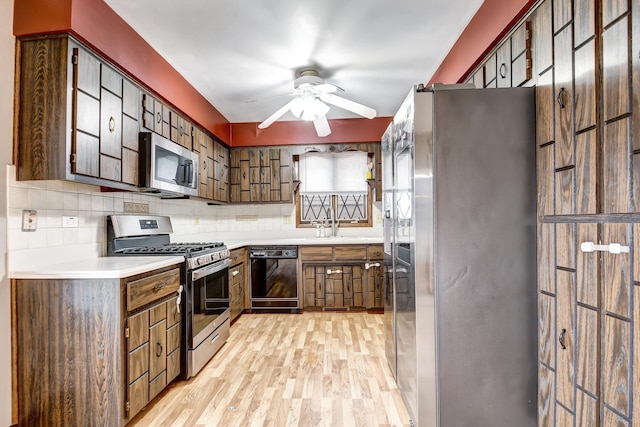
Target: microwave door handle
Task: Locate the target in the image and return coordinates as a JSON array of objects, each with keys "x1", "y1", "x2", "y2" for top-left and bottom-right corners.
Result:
[{"x1": 184, "y1": 161, "x2": 191, "y2": 185}]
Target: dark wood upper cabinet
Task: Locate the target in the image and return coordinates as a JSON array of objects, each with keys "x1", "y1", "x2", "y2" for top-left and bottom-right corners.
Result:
[{"x1": 229, "y1": 147, "x2": 292, "y2": 203}]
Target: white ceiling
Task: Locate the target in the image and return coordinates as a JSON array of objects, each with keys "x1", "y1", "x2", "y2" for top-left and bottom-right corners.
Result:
[{"x1": 104, "y1": 0, "x2": 483, "y2": 123}]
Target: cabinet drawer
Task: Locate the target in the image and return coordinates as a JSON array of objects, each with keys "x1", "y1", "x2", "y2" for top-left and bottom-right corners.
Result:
[
  {"x1": 334, "y1": 246, "x2": 367, "y2": 260},
  {"x1": 367, "y1": 245, "x2": 384, "y2": 259},
  {"x1": 300, "y1": 246, "x2": 333, "y2": 261},
  {"x1": 166, "y1": 322, "x2": 180, "y2": 354},
  {"x1": 230, "y1": 247, "x2": 247, "y2": 265},
  {"x1": 127, "y1": 268, "x2": 180, "y2": 311},
  {"x1": 149, "y1": 302, "x2": 167, "y2": 326},
  {"x1": 128, "y1": 342, "x2": 149, "y2": 384}
]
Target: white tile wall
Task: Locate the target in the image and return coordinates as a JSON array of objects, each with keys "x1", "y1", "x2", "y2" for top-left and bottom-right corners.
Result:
[{"x1": 7, "y1": 165, "x2": 383, "y2": 271}]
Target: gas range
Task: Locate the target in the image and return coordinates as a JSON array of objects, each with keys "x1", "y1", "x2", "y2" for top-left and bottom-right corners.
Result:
[{"x1": 106, "y1": 215, "x2": 230, "y2": 269}]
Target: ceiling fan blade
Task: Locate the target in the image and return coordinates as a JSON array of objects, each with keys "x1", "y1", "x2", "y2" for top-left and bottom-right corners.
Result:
[
  {"x1": 258, "y1": 98, "x2": 300, "y2": 129},
  {"x1": 313, "y1": 83, "x2": 344, "y2": 93},
  {"x1": 319, "y1": 93, "x2": 377, "y2": 119},
  {"x1": 313, "y1": 116, "x2": 331, "y2": 137}
]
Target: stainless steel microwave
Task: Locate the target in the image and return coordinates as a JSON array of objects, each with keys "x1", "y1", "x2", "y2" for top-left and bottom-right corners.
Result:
[{"x1": 139, "y1": 132, "x2": 199, "y2": 197}]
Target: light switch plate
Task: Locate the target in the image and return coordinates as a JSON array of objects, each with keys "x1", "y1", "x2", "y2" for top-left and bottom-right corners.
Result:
[{"x1": 22, "y1": 210, "x2": 37, "y2": 232}]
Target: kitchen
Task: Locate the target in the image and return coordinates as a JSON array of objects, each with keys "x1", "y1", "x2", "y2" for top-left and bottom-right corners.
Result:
[{"x1": 1, "y1": 0, "x2": 639, "y2": 426}]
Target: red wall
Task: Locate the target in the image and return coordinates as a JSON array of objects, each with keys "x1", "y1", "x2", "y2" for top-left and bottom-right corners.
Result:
[{"x1": 13, "y1": 0, "x2": 536, "y2": 147}]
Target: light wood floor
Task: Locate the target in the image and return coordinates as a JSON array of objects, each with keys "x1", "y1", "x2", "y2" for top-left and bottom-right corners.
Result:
[{"x1": 130, "y1": 312, "x2": 411, "y2": 427}]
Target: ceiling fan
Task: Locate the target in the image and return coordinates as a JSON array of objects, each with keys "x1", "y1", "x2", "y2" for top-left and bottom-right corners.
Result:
[{"x1": 257, "y1": 70, "x2": 377, "y2": 137}]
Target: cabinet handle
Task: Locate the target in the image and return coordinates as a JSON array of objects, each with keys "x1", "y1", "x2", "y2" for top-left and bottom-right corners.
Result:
[
  {"x1": 108, "y1": 116, "x2": 116, "y2": 133},
  {"x1": 558, "y1": 328, "x2": 567, "y2": 350},
  {"x1": 153, "y1": 282, "x2": 167, "y2": 292},
  {"x1": 326, "y1": 269, "x2": 342, "y2": 274},
  {"x1": 156, "y1": 342, "x2": 163, "y2": 357},
  {"x1": 176, "y1": 285, "x2": 183, "y2": 314},
  {"x1": 232, "y1": 270, "x2": 240, "y2": 276},
  {"x1": 499, "y1": 63, "x2": 507, "y2": 78},
  {"x1": 365, "y1": 262, "x2": 381, "y2": 270},
  {"x1": 557, "y1": 87, "x2": 565, "y2": 109},
  {"x1": 203, "y1": 160, "x2": 207, "y2": 170},
  {"x1": 156, "y1": 111, "x2": 162, "y2": 123},
  {"x1": 580, "y1": 241, "x2": 629, "y2": 254},
  {"x1": 179, "y1": 125, "x2": 184, "y2": 136}
]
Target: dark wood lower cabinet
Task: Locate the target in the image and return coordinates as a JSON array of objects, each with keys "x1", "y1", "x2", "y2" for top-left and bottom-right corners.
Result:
[{"x1": 13, "y1": 264, "x2": 182, "y2": 426}]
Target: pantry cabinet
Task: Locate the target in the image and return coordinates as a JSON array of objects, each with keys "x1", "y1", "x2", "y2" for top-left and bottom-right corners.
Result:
[
  {"x1": 229, "y1": 147, "x2": 292, "y2": 203},
  {"x1": 300, "y1": 244, "x2": 383, "y2": 310},
  {"x1": 16, "y1": 34, "x2": 140, "y2": 189},
  {"x1": 13, "y1": 262, "x2": 183, "y2": 425}
]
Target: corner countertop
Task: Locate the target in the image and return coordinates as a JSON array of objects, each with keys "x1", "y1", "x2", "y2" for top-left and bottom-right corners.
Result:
[{"x1": 10, "y1": 256, "x2": 185, "y2": 280}]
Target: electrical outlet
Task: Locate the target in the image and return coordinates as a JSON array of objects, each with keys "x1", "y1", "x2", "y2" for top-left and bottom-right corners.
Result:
[
  {"x1": 375, "y1": 212, "x2": 383, "y2": 223},
  {"x1": 283, "y1": 215, "x2": 292, "y2": 224},
  {"x1": 62, "y1": 216, "x2": 79, "y2": 228},
  {"x1": 22, "y1": 210, "x2": 37, "y2": 232},
  {"x1": 194, "y1": 218, "x2": 200, "y2": 225}
]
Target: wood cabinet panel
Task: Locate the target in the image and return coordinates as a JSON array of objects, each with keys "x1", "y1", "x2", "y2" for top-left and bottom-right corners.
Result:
[
  {"x1": 149, "y1": 302, "x2": 167, "y2": 325},
  {"x1": 537, "y1": 145, "x2": 554, "y2": 217},
  {"x1": 576, "y1": 223, "x2": 598, "y2": 307},
  {"x1": 576, "y1": 306, "x2": 598, "y2": 394},
  {"x1": 603, "y1": 118, "x2": 631, "y2": 213},
  {"x1": 603, "y1": 0, "x2": 629, "y2": 27},
  {"x1": 128, "y1": 373, "x2": 149, "y2": 421},
  {"x1": 634, "y1": 285, "x2": 640, "y2": 426},
  {"x1": 100, "y1": 154, "x2": 121, "y2": 182},
  {"x1": 101, "y1": 64, "x2": 122, "y2": 97},
  {"x1": 603, "y1": 17, "x2": 631, "y2": 121},
  {"x1": 367, "y1": 245, "x2": 383, "y2": 259},
  {"x1": 538, "y1": 224, "x2": 555, "y2": 294},
  {"x1": 128, "y1": 310, "x2": 150, "y2": 351},
  {"x1": 122, "y1": 78, "x2": 139, "y2": 119},
  {"x1": 149, "y1": 371, "x2": 167, "y2": 401},
  {"x1": 575, "y1": 129, "x2": 597, "y2": 214},
  {"x1": 574, "y1": 41, "x2": 597, "y2": 132},
  {"x1": 496, "y1": 40, "x2": 511, "y2": 88},
  {"x1": 555, "y1": 168, "x2": 574, "y2": 215},
  {"x1": 74, "y1": 132, "x2": 99, "y2": 177},
  {"x1": 556, "y1": 269, "x2": 575, "y2": 411},
  {"x1": 166, "y1": 323, "x2": 180, "y2": 355},
  {"x1": 511, "y1": 52, "x2": 530, "y2": 87},
  {"x1": 554, "y1": 26, "x2": 574, "y2": 169},
  {"x1": 574, "y1": 0, "x2": 595, "y2": 47},
  {"x1": 483, "y1": 53, "x2": 497, "y2": 87},
  {"x1": 553, "y1": 0, "x2": 572, "y2": 31},
  {"x1": 127, "y1": 268, "x2": 181, "y2": 311},
  {"x1": 556, "y1": 403, "x2": 574, "y2": 426},
  {"x1": 122, "y1": 147, "x2": 138, "y2": 186},
  {"x1": 576, "y1": 390, "x2": 598, "y2": 427},
  {"x1": 538, "y1": 292, "x2": 555, "y2": 367},
  {"x1": 603, "y1": 315, "x2": 631, "y2": 417},
  {"x1": 76, "y1": 46, "x2": 100, "y2": 99},
  {"x1": 166, "y1": 297, "x2": 180, "y2": 328},
  {"x1": 604, "y1": 409, "x2": 629, "y2": 427},
  {"x1": 533, "y1": 0, "x2": 553, "y2": 75},
  {"x1": 538, "y1": 365, "x2": 555, "y2": 427},
  {"x1": 603, "y1": 223, "x2": 631, "y2": 318},
  {"x1": 366, "y1": 262, "x2": 383, "y2": 308},
  {"x1": 167, "y1": 348, "x2": 180, "y2": 383},
  {"x1": 122, "y1": 114, "x2": 138, "y2": 151},
  {"x1": 553, "y1": 222, "x2": 573, "y2": 271},
  {"x1": 128, "y1": 342, "x2": 149, "y2": 384},
  {"x1": 75, "y1": 92, "x2": 100, "y2": 137}
]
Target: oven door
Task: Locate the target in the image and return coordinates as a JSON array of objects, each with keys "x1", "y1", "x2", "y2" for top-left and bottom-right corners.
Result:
[{"x1": 188, "y1": 258, "x2": 232, "y2": 349}]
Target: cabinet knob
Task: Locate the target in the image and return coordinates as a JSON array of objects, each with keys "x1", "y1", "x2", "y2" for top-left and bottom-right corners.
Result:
[
  {"x1": 558, "y1": 328, "x2": 567, "y2": 350},
  {"x1": 557, "y1": 87, "x2": 565, "y2": 109},
  {"x1": 108, "y1": 116, "x2": 116, "y2": 133},
  {"x1": 499, "y1": 63, "x2": 507, "y2": 78}
]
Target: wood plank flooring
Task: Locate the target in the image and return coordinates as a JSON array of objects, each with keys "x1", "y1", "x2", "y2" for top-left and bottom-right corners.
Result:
[{"x1": 130, "y1": 312, "x2": 411, "y2": 427}]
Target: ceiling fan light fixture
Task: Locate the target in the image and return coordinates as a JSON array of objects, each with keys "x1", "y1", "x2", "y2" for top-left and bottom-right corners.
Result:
[{"x1": 299, "y1": 95, "x2": 330, "y2": 121}]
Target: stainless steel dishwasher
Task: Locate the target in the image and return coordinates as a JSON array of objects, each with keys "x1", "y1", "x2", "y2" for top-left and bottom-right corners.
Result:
[{"x1": 249, "y1": 246, "x2": 298, "y2": 310}]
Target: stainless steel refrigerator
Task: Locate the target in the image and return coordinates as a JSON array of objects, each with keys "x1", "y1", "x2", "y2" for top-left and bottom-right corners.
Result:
[{"x1": 382, "y1": 84, "x2": 537, "y2": 427}]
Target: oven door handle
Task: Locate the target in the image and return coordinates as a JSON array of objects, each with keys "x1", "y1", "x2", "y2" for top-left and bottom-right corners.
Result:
[{"x1": 191, "y1": 258, "x2": 232, "y2": 281}]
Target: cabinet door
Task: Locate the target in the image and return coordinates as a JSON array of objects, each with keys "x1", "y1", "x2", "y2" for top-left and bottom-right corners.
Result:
[
  {"x1": 72, "y1": 46, "x2": 101, "y2": 178},
  {"x1": 149, "y1": 319, "x2": 167, "y2": 382},
  {"x1": 366, "y1": 262, "x2": 384, "y2": 308},
  {"x1": 279, "y1": 148, "x2": 292, "y2": 202}
]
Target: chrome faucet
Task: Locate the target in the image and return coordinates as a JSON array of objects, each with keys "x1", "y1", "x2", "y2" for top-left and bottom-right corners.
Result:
[{"x1": 327, "y1": 207, "x2": 339, "y2": 237}]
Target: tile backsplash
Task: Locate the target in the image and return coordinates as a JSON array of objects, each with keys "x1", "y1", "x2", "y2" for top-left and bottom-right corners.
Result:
[{"x1": 7, "y1": 165, "x2": 382, "y2": 271}]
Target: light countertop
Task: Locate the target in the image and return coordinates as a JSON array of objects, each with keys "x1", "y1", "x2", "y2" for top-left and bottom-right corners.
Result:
[
  {"x1": 10, "y1": 256, "x2": 185, "y2": 280},
  {"x1": 224, "y1": 236, "x2": 383, "y2": 250}
]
